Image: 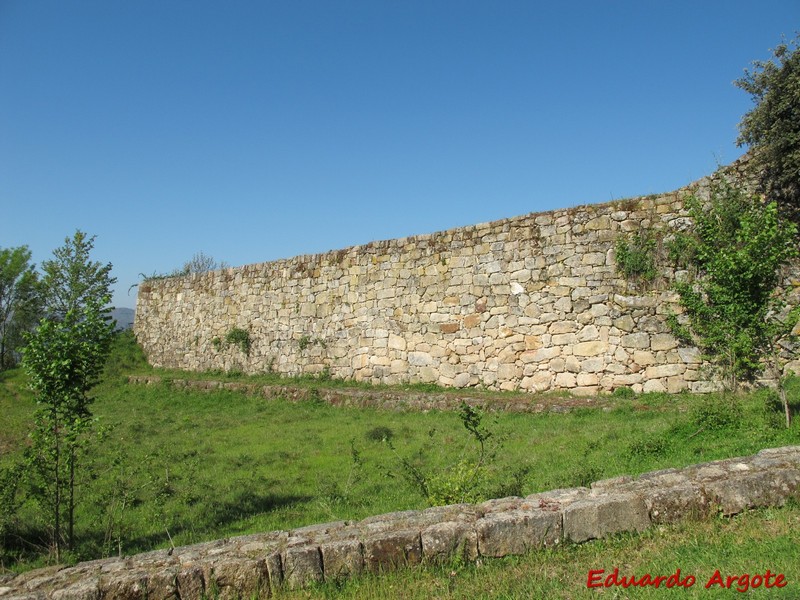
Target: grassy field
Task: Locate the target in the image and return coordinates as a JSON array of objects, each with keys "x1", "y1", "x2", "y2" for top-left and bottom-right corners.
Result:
[{"x1": 1, "y1": 332, "x2": 800, "y2": 596}]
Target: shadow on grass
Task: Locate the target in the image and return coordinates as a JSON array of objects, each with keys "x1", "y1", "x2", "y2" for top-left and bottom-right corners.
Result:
[{"x1": 206, "y1": 491, "x2": 313, "y2": 529}]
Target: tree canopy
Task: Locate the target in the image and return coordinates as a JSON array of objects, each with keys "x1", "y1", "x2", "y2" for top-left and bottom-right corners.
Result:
[
  {"x1": 736, "y1": 35, "x2": 800, "y2": 224},
  {"x1": 0, "y1": 246, "x2": 41, "y2": 369}
]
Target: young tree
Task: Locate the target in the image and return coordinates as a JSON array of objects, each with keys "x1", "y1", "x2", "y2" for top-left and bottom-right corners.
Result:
[
  {"x1": 23, "y1": 232, "x2": 116, "y2": 560},
  {"x1": 736, "y1": 36, "x2": 800, "y2": 224},
  {"x1": 0, "y1": 246, "x2": 42, "y2": 369},
  {"x1": 40, "y1": 231, "x2": 115, "y2": 321},
  {"x1": 670, "y1": 182, "x2": 799, "y2": 425}
]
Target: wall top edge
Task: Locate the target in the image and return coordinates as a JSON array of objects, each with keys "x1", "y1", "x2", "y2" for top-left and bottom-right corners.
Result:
[{"x1": 143, "y1": 161, "x2": 741, "y2": 285}]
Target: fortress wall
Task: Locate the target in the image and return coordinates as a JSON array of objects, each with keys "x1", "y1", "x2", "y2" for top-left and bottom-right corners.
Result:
[{"x1": 133, "y1": 175, "x2": 723, "y2": 394}]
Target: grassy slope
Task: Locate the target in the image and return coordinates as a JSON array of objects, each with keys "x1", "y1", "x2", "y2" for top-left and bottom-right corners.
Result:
[{"x1": 1, "y1": 332, "x2": 799, "y2": 595}]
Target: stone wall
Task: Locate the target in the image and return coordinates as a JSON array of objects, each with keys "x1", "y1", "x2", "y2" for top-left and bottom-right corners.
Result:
[
  {"x1": 4, "y1": 446, "x2": 799, "y2": 599},
  {"x1": 134, "y1": 165, "x2": 746, "y2": 394}
]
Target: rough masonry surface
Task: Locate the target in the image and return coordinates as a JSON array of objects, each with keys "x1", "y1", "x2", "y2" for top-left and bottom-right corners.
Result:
[
  {"x1": 3, "y1": 446, "x2": 799, "y2": 599},
  {"x1": 133, "y1": 160, "x2": 797, "y2": 393}
]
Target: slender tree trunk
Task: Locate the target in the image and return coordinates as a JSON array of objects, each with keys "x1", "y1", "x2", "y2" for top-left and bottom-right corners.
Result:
[
  {"x1": 53, "y1": 415, "x2": 61, "y2": 563},
  {"x1": 68, "y1": 448, "x2": 75, "y2": 550},
  {"x1": 782, "y1": 385, "x2": 791, "y2": 428}
]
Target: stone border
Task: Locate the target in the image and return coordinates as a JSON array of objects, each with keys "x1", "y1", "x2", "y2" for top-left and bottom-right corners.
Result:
[
  {"x1": 127, "y1": 375, "x2": 614, "y2": 414},
  {"x1": 3, "y1": 446, "x2": 799, "y2": 599}
]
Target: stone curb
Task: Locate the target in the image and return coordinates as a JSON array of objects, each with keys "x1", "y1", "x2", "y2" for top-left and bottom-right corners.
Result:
[
  {"x1": 2, "y1": 446, "x2": 799, "y2": 599},
  {"x1": 127, "y1": 375, "x2": 611, "y2": 414}
]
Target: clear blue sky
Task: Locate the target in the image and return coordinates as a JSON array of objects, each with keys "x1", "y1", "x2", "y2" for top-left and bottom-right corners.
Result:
[{"x1": 1, "y1": 1, "x2": 798, "y2": 309}]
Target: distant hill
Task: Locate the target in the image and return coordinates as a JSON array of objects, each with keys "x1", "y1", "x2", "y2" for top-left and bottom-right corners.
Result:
[{"x1": 111, "y1": 307, "x2": 135, "y2": 330}]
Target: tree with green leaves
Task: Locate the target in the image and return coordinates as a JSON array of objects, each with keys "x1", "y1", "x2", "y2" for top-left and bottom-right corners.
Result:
[
  {"x1": 0, "y1": 246, "x2": 42, "y2": 369},
  {"x1": 23, "y1": 232, "x2": 116, "y2": 560},
  {"x1": 41, "y1": 231, "x2": 115, "y2": 321},
  {"x1": 670, "y1": 182, "x2": 799, "y2": 426},
  {"x1": 736, "y1": 35, "x2": 800, "y2": 224}
]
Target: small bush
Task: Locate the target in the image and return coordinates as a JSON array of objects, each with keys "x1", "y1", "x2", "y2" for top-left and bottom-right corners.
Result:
[
  {"x1": 612, "y1": 386, "x2": 635, "y2": 399},
  {"x1": 365, "y1": 426, "x2": 394, "y2": 442},
  {"x1": 692, "y1": 394, "x2": 744, "y2": 431},
  {"x1": 628, "y1": 436, "x2": 669, "y2": 458},
  {"x1": 225, "y1": 328, "x2": 251, "y2": 355},
  {"x1": 615, "y1": 232, "x2": 659, "y2": 282}
]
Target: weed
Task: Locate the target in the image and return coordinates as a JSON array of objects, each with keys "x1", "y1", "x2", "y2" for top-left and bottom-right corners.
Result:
[
  {"x1": 691, "y1": 393, "x2": 743, "y2": 431},
  {"x1": 615, "y1": 231, "x2": 660, "y2": 283},
  {"x1": 612, "y1": 386, "x2": 635, "y2": 399},
  {"x1": 627, "y1": 436, "x2": 669, "y2": 458},
  {"x1": 224, "y1": 328, "x2": 251, "y2": 356},
  {"x1": 365, "y1": 426, "x2": 394, "y2": 442}
]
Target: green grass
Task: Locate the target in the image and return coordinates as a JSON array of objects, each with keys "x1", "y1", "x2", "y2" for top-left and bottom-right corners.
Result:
[
  {"x1": 1, "y1": 332, "x2": 799, "y2": 582},
  {"x1": 276, "y1": 503, "x2": 800, "y2": 599}
]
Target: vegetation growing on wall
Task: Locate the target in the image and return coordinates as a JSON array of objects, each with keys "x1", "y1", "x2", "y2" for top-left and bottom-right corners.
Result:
[
  {"x1": 224, "y1": 327, "x2": 251, "y2": 356},
  {"x1": 668, "y1": 182, "x2": 799, "y2": 426},
  {"x1": 614, "y1": 231, "x2": 661, "y2": 285}
]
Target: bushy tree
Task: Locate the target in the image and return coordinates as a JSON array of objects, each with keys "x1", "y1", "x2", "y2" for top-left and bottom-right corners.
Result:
[
  {"x1": 176, "y1": 251, "x2": 227, "y2": 275},
  {"x1": 670, "y1": 182, "x2": 799, "y2": 425},
  {"x1": 736, "y1": 36, "x2": 800, "y2": 224},
  {"x1": 41, "y1": 231, "x2": 115, "y2": 321},
  {"x1": 23, "y1": 232, "x2": 116, "y2": 560},
  {"x1": 0, "y1": 246, "x2": 42, "y2": 369}
]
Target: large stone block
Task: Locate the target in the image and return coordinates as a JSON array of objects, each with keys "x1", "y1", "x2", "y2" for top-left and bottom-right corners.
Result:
[
  {"x1": 283, "y1": 546, "x2": 323, "y2": 589},
  {"x1": 563, "y1": 493, "x2": 650, "y2": 543},
  {"x1": 476, "y1": 509, "x2": 561, "y2": 557},
  {"x1": 573, "y1": 341, "x2": 608, "y2": 357},
  {"x1": 363, "y1": 529, "x2": 422, "y2": 573},
  {"x1": 421, "y1": 521, "x2": 478, "y2": 562},
  {"x1": 702, "y1": 469, "x2": 800, "y2": 515},
  {"x1": 320, "y1": 539, "x2": 363, "y2": 581}
]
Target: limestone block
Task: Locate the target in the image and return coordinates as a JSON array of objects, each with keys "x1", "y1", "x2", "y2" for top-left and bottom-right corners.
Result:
[
  {"x1": 363, "y1": 530, "x2": 422, "y2": 573},
  {"x1": 621, "y1": 333, "x2": 650, "y2": 349},
  {"x1": 678, "y1": 347, "x2": 701, "y2": 364},
  {"x1": 320, "y1": 539, "x2": 363, "y2": 581},
  {"x1": 464, "y1": 314, "x2": 482, "y2": 328},
  {"x1": 210, "y1": 557, "x2": 268, "y2": 600},
  {"x1": 418, "y1": 367, "x2": 439, "y2": 382},
  {"x1": 565, "y1": 356, "x2": 581, "y2": 372},
  {"x1": 551, "y1": 333, "x2": 577, "y2": 346},
  {"x1": 666, "y1": 376, "x2": 689, "y2": 393},
  {"x1": 644, "y1": 364, "x2": 685, "y2": 379},
  {"x1": 549, "y1": 321, "x2": 576, "y2": 334},
  {"x1": 641, "y1": 483, "x2": 709, "y2": 524},
  {"x1": 650, "y1": 333, "x2": 678, "y2": 351},
  {"x1": 553, "y1": 296, "x2": 572, "y2": 312},
  {"x1": 554, "y1": 372, "x2": 576, "y2": 387},
  {"x1": 421, "y1": 521, "x2": 478, "y2": 562},
  {"x1": 632, "y1": 350, "x2": 656, "y2": 366},
  {"x1": 580, "y1": 357, "x2": 604, "y2": 373},
  {"x1": 476, "y1": 509, "x2": 561, "y2": 557},
  {"x1": 99, "y1": 571, "x2": 149, "y2": 600},
  {"x1": 642, "y1": 379, "x2": 666, "y2": 393},
  {"x1": 573, "y1": 341, "x2": 608, "y2": 357},
  {"x1": 176, "y1": 565, "x2": 206, "y2": 600},
  {"x1": 453, "y1": 373, "x2": 471, "y2": 388},
  {"x1": 577, "y1": 324, "x2": 600, "y2": 341},
  {"x1": 532, "y1": 346, "x2": 560, "y2": 362},
  {"x1": 408, "y1": 352, "x2": 433, "y2": 367},
  {"x1": 563, "y1": 493, "x2": 650, "y2": 543},
  {"x1": 497, "y1": 363, "x2": 521, "y2": 380},
  {"x1": 387, "y1": 335, "x2": 406, "y2": 351},
  {"x1": 702, "y1": 469, "x2": 800, "y2": 516},
  {"x1": 585, "y1": 215, "x2": 612, "y2": 231}
]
